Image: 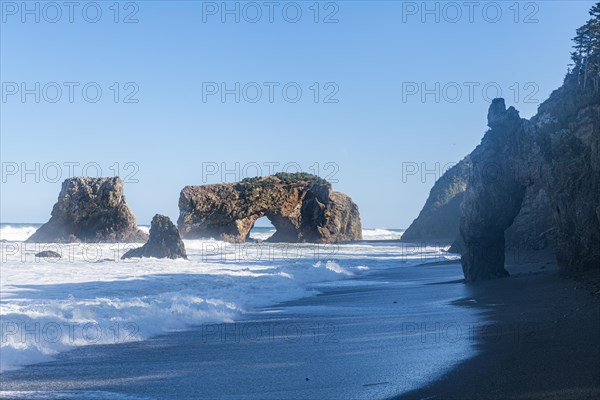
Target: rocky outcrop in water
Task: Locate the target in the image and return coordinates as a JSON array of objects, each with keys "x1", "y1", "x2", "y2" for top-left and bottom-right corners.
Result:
[
  {"x1": 122, "y1": 214, "x2": 187, "y2": 259},
  {"x1": 35, "y1": 250, "x2": 61, "y2": 258},
  {"x1": 178, "y1": 173, "x2": 362, "y2": 243},
  {"x1": 27, "y1": 177, "x2": 148, "y2": 243}
]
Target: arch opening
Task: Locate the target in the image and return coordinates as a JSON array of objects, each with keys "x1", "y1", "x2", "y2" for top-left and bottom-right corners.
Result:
[{"x1": 248, "y1": 216, "x2": 276, "y2": 241}]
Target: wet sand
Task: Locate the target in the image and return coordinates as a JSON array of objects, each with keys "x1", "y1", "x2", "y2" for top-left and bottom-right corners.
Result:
[{"x1": 398, "y1": 251, "x2": 600, "y2": 400}]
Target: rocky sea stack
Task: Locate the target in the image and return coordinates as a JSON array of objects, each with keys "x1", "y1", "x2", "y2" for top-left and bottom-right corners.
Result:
[
  {"x1": 178, "y1": 173, "x2": 362, "y2": 243},
  {"x1": 27, "y1": 177, "x2": 148, "y2": 243},
  {"x1": 122, "y1": 214, "x2": 187, "y2": 260}
]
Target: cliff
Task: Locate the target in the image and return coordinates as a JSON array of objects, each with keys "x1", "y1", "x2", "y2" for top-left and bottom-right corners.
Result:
[
  {"x1": 402, "y1": 155, "x2": 554, "y2": 253},
  {"x1": 405, "y1": 79, "x2": 598, "y2": 281},
  {"x1": 400, "y1": 159, "x2": 469, "y2": 244},
  {"x1": 533, "y1": 79, "x2": 600, "y2": 271},
  {"x1": 404, "y1": 4, "x2": 600, "y2": 280}
]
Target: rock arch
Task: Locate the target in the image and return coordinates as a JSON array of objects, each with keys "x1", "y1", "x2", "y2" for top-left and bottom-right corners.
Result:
[{"x1": 177, "y1": 173, "x2": 362, "y2": 243}]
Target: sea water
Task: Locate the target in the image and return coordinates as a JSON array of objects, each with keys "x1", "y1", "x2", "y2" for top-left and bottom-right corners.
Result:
[{"x1": 0, "y1": 224, "x2": 457, "y2": 374}]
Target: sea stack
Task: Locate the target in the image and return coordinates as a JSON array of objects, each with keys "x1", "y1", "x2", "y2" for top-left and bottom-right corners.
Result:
[
  {"x1": 27, "y1": 177, "x2": 148, "y2": 243},
  {"x1": 122, "y1": 214, "x2": 187, "y2": 260},
  {"x1": 178, "y1": 173, "x2": 362, "y2": 243}
]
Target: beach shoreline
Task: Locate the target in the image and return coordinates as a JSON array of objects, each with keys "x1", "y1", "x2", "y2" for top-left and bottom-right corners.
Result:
[
  {"x1": 0, "y1": 251, "x2": 598, "y2": 399},
  {"x1": 0, "y1": 254, "x2": 471, "y2": 399}
]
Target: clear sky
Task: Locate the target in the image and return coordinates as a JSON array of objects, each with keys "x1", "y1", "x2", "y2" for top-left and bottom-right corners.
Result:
[{"x1": 0, "y1": 0, "x2": 595, "y2": 228}]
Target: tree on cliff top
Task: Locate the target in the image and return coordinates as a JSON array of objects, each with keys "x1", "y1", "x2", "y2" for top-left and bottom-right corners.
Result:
[{"x1": 571, "y1": 2, "x2": 600, "y2": 90}]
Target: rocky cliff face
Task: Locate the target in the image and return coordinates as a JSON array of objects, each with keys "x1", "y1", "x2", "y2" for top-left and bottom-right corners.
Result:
[
  {"x1": 402, "y1": 151, "x2": 554, "y2": 252},
  {"x1": 460, "y1": 81, "x2": 599, "y2": 280},
  {"x1": 408, "y1": 5, "x2": 600, "y2": 280},
  {"x1": 400, "y1": 159, "x2": 469, "y2": 244},
  {"x1": 534, "y1": 83, "x2": 600, "y2": 272},
  {"x1": 122, "y1": 214, "x2": 187, "y2": 259},
  {"x1": 404, "y1": 83, "x2": 598, "y2": 281},
  {"x1": 178, "y1": 173, "x2": 362, "y2": 243},
  {"x1": 27, "y1": 177, "x2": 148, "y2": 243}
]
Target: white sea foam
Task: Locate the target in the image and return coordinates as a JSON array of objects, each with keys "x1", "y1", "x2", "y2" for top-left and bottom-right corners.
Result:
[
  {"x1": 250, "y1": 228, "x2": 405, "y2": 241},
  {"x1": 0, "y1": 225, "x2": 39, "y2": 242},
  {"x1": 361, "y1": 228, "x2": 404, "y2": 241},
  {"x1": 248, "y1": 228, "x2": 275, "y2": 241},
  {"x1": 1, "y1": 225, "x2": 405, "y2": 243},
  {"x1": 0, "y1": 224, "x2": 455, "y2": 372}
]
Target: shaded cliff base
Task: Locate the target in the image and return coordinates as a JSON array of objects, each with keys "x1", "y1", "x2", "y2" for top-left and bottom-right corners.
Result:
[{"x1": 397, "y1": 253, "x2": 600, "y2": 400}]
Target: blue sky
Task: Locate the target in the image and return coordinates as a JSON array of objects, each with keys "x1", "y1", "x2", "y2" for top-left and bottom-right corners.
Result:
[{"x1": 0, "y1": 0, "x2": 595, "y2": 228}]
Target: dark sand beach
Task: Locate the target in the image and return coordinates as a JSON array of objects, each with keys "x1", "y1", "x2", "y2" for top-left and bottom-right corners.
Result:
[
  {"x1": 1, "y1": 251, "x2": 598, "y2": 400},
  {"x1": 399, "y1": 251, "x2": 600, "y2": 400}
]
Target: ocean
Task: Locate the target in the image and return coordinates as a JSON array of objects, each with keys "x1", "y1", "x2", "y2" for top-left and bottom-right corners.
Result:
[{"x1": 0, "y1": 223, "x2": 473, "y2": 399}]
